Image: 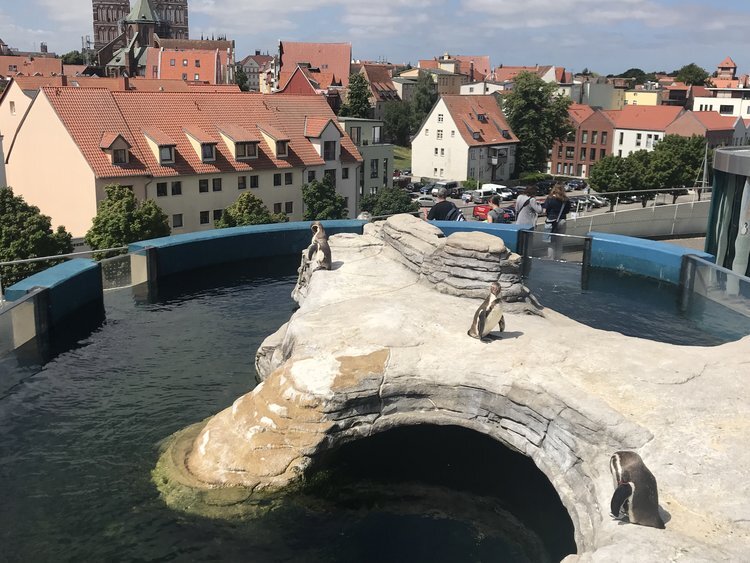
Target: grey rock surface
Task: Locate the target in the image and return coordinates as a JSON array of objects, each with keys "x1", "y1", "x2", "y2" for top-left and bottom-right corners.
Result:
[{"x1": 157, "y1": 214, "x2": 750, "y2": 561}]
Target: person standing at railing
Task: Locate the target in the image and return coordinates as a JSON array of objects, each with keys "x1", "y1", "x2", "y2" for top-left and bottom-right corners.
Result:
[
  {"x1": 515, "y1": 186, "x2": 543, "y2": 229},
  {"x1": 486, "y1": 195, "x2": 504, "y2": 223},
  {"x1": 543, "y1": 184, "x2": 572, "y2": 260}
]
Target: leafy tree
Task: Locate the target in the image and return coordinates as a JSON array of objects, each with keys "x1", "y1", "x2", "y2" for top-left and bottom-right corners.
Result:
[
  {"x1": 0, "y1": 187, "x2": 73, "y2": 287},
  {"x1": 501, "y1": 71, "x2": 572, "y2": 174},
  {"x1": 215, "y1": 192, "x2": 286, "y2": 227},
  {"x1": 61, "y1": 50, "x2": 85, "y2": 65},
  {"x1": 616, "y1": 68, "x2": 656, "y2": 85},
  {"x1": 85, "y1": 184, "x2": 170, "y2": 253},
  {"x1": 383, "y1": 100, "x2": 412, "y2": 146},
  {"x1": 302, "y1": 176, "x2": 348, "y2": 220},
  {"x1": 462, "y1": 178, "x2": 479, "y2": 190},
  {"x1": 411, "y1": 70, "x2": 438, "y2": 133},
  {"x1": 674, "y1": 63, "x2": 709, "y2": 86},
  {"x1": 234, "y1": 66, "x2": 249, "y2": 91},
  {"x1": 650, "y1": 134, "x2": 707, "y2": 202},
  {"x1": 339, "y1": 72, "x2": 372, "y2": 118},
  {"x1": 359, "y1": 187, "x2": 418, "y2": 217}
]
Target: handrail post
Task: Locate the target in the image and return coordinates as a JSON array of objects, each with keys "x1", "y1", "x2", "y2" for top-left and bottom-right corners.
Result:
[{"x1": 581, "y1": 237, "x2": 593, "y2": 290}]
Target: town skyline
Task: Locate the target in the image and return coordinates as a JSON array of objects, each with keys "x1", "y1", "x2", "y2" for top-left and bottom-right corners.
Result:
[{"x1": 2, "y1": 0, "x2": 750, "y2": 75}]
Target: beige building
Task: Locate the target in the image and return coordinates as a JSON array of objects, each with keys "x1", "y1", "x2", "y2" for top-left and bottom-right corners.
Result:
[
  {"x1": 5, "y1": 88, "x2": 361, "y2": 238},
  {"x1": 399, "y1": 68, "x2": 466, "y2": 96},
  {"x1": 624, "y1": 89, "x2": 660, "y2": 107},
  {"x1": 412, "y1": 95, "x2": 518, "y2": 182}
]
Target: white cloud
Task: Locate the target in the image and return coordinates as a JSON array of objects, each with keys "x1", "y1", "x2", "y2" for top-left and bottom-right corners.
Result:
[{"x1": 33, "y1": 0, "x2": 90, "y2": 25}]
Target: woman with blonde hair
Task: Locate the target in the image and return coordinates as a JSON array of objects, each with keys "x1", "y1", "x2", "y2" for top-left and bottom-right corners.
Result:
[{"x1": 543, "y1": 184, "x2": 571, "y2": 259}]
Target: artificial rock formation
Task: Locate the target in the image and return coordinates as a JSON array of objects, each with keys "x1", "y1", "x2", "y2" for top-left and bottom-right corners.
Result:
[{"x1": 156, "y1": 214, "x2": 750, "y2": 561}]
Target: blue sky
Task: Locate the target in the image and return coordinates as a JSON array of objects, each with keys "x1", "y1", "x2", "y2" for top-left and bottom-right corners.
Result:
[{"x1": 3, "y1": 0, "x2": 750, "y2": 75}]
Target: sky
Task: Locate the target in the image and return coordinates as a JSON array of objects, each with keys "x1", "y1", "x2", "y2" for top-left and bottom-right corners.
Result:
[{"x1": 3, "y1": 0, "x2": 750, "y2": 76}]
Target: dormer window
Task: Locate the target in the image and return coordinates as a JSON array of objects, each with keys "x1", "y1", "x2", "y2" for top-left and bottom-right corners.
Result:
[
  {"x1": 276, "y1": 141, "x2": 288, "y2": 157},
  {"x1": 201, "y1": 143, "x2": 216, "y2": 162},
  {"x1": 236, "y1": 142, "x2": 257, "y2": 159},
  {"x1": 113, "y1": 148, "x2": 128, "y2": 164},
  {"x1": 160, "y1": 146, "x2": 175, "y2": 164},
  {"x1": 323, "y1": 140, "x2": 336, "y2": 161}
]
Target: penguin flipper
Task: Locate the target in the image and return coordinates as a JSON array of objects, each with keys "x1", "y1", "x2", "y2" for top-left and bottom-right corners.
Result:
[{"x1": 611, "y1": 483, "x2": 633, "y2": 519}]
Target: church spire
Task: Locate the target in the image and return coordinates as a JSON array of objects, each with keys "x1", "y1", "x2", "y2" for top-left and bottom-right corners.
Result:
[{"x1": 126, "y1": 0, "x2": 159, "y2": 23}]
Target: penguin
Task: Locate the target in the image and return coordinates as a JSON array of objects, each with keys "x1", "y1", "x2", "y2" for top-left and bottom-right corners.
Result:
[
  {"x1": 609, "y1": 450, "x2": 665, "y2": 529},
  {"x1": 467, "y1": 282, "x2": 505, "y2": 341},
  {"x1": 307, "y1": 221, "x2": 332, "y2": 271}
]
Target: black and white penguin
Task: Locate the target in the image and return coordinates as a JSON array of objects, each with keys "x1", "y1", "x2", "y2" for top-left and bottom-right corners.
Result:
[
  {"x1": 467, "y1": 282, "x2": 505, "y2": 341},
  {"x1": 610, "y1": 450, "x2": 665, "y2": 529},
  {"x1": 307, "y1": 221, "x2": 332, "y2": 270}
]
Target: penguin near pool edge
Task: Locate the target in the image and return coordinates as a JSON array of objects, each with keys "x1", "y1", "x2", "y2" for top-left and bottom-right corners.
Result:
[
  {"x1": 467, "y1": 282, "x2": 505, "y2": 342},
  {"x1": 609, "y1": 450, "x2": 666, "y2": 529}
]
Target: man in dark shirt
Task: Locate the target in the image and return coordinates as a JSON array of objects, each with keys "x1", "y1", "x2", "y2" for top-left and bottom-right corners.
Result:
[{"x1": 426, "y1": 187, "x2": 456, "y2": 220}]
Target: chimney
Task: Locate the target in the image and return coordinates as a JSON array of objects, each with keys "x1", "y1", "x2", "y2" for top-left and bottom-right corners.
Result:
[
  {"x1": 40, "y1": 42, "x2": 48, "y2": 53},
  {"x1": 470, "y1": 61, "x2": 474, "y2": 82},
  {"x1": 255, "y1": 50, "x2": 260, "y2": 56}
]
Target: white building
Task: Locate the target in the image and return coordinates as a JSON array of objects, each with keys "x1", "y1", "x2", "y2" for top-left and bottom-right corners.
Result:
[
  {"x1": 604, "y1": 105, "x2": 684, "y2": 158},
  {"x1": 460, "y1": 81, "x2": 508, "y2": 95},
  {"x1": 412, "y1": 95, "x2": 518, "y2": 182}
]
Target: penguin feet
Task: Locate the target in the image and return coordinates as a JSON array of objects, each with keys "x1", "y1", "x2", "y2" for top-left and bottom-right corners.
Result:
[{"x1": 481, "y1": 333, "x2": 504, "y2": 342}]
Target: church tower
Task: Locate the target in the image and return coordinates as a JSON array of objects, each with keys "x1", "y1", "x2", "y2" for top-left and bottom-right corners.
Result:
[
  {"x1": 153, "y1": 0, "x2": 189, "y2": 40},
  {"x1": 92, "y1": 0, "x2": 130, "y2": 51}
]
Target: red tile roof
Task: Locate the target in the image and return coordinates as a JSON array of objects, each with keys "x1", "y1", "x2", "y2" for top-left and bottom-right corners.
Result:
[
  {"x1": 493, "y1": 65, "x2": 553, "y2": 83},
  {"x1": 719, "y1": 56, "x2": 737, "y2": 68},
  {"x1": 279, "y1": 41, "x2": 351, "y2": 88},
  {"x1": 304, "y1": 117, "x2": 339, "y2": 138},
  {"x1": 0, "y1": 55, "x2": 62, "y2": 77},
  {"x1": 10, "y1": 75, "x2": 240, "y2": 94},
  {"x1": 689, "y1": 111, "x2": 738, "y2": 131},
  {"x1": 183, "y1": 125, "x2": 216, "y2": 144},
  {"x1": 603, "y1": 105, "x2": 684, "y2": 131},
  {"x1": 568, "y1": 103, "x2": 595, "y2": 125},
  {"x1": 40, "y1": 88, "x2": 361, "y2": 179},
  {"x1": 99, "y1": 132, "x2": 130, "y2": 149},
  {"x1": 355, "y1": 63, "x2": 399, "y2": 102},
  {"x1": 441, "y1": 95, "x2": 518, "y2": 147},
  {"x1": 143, "y1": 128, "x2": 176, "y2": 146},
  {"x1": 217, "y1": 124, "x2": 259, "y2": 142},
  {"x1": 257, "y1": 122, "x2": 290, "y2": 141}
]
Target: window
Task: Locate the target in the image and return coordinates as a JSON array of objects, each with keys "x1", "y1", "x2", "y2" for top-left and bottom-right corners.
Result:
[
  {"x1": 9, "y1": 101, "x2": 16, "y2": 115},
  {"x1": 440, "y1": 148, "x2": 444, "y2": 156},
  {"x1": 171, "y1": 181, "x2": 182, "y2": 195},
  {"x1": 212, "y1": 178, "x2": 222, "y2": 191},
  {"x1": 370, "y1": 158, "x2": 379, "y2": 178},
  {"x1": 342, "y1": 167, "x2": 349, "y2": 179},
  {"x1": 159, "y1": 146, "x2": 174, "y2": 164},
  {"x1": 646, "y1": 133, "x2": 653, "y2": 148},
  {"x1": 600, "y1": 149, "x2": 606, "y2": 159},
  {"x1": 425, "y1": 129, "x2": 429, "y2": 136},
  {"x1": 577, "y1": 164, "x2": 583, "y2": 176},
  {"x1": 285, "y1": 172, "x2": 293, "y2": 185},
  {"x1": 601, "y1": 132, "x2": 608, "y2": 145},
  {"x1": 439, "y1": 168, "x2": 444, "y2": 176},
  {"x1": 182, "y1": 59, "x2": 188, "y2": 66},
  {"x1": 566, "y1": 147, "x2": 574, "y2": 159},
  {"x1": 325, "y1": 169, "x2": 336, "y2": 188},
  {"x1": 451, "y1": 130, "x2": 455, "y2": 137},
  {"x1": 580, "y1": 147, "x2": 587, "y2": 160},
  {"x1": 654, "y1": 134, "x2": 660, "y2": 143},
  {"x1": 182, "y1": 73, "x2": 187, "y2": 80},
  {"x1": 635, "y1": 133, "x2": 642, "y2": 147},
  {"x1": 372, "y1": 126, "x2": 382, "y2": 144},
  {"x1": 273, "y1": 173, "x2": 282, "y2": 186},
  {"x1": 213, "y1": 209, "x2": 222, "y2": 221},
  {"x1": 236, "y1": 142, "x2": 257, "y2": 159},
  {"x1": 434, "y1": 168, "x2": 438, "y2": 175},
  {"x1": 200, "y1": 211, "x2": 209, "y2": 224},
  {"x1": 435, "y1": 148, "x2": 439, "y2": 155},
  {"x1": 590, "y1": 148, "x2": 596, "y2": 161},
  {"x1": 437, "y1": 113, "x2": 444, "y2": 123},
  {"x1": 285, "y1": 201, "x2": 293, "y2": 214},
  {"x1": 273, "y1": 202, "x2": 282, "y2": 214},
  {"x1": 201, "y1": 144, "x2": 215, "y2": 161},
  {"x1": 308, "y1": 170, "x2": 316, "y2": 182},
  {"x1": 156, "y1": 182, "x2": 167, "y2": 197},
  {"x1": 619, "y1": 132, "x2": 624, "y2": 145},
  {"x1": 170, "y1": 59, "x2": 175, "y2": 66},
  {"x1": 238, "y1": 175, "x2": 247, "y2": 189},
  {"x1": 172, "y1": 214, "x2": 183, "y2": 228},
  {"x1": 720, "y1": 105, "x2": 733, "y2": 115},
  {"x1": 350, "y1": 127, "x2": 361, "y2": 145},
  {"x1": 557, "y1": 145, "x2": 563, "y2": 158},
  {"x1": 556, "y1": 162, "x2": 562, "y2": 173},
  {"x1": 276, "y1": 141, "x2": 288, "y2": 157},
  {"x1": 195, "y1": 59, "x2": 201, "y2": 68},
  {"x1": 199, "y1": 179, "x2": 209, "y2": 193},
  {"x1": 437, "y1": 130, "x2": 443, "y2": 140},
  {"x1": 618, "y1": 149, "x2": 622, "y2": 157},
  {"x1": 250, "y1": 175, "x2": 259, "y2": 188},
  {"x1": 194, "y1": 74, "x2": 200, "y2": 80},
  {"x1": 323, "y1": 140, "x2": 336, "y2": 161},
  {"x1": 581, "y1": 131, "x2": 588, "y2": 144},
  {"x1": 113, "y1": 148, "x2": 127, "y2": 164},
  {"x1": 591, "y1": 131, "x2": 598, "y2": 144},
  {"x1": 8, "y1": 64, "x2": 17, "y2": 72}
]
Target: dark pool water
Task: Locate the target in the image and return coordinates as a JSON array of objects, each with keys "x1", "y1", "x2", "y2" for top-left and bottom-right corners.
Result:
[
  {"x1": 0, "y1": 257, "x2": 575, "y2": 563},
  {"x1": 525, "y1": 259, "x2": 750, "y2": 346}
]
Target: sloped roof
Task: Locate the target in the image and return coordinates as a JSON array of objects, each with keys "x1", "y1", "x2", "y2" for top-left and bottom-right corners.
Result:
[
  {"x1": 603, "y1": 105, "x2": 684, "y2": 131},
  {"x1": 126, "y1": 0, "x2": 159, "y2": 22},
  {"x1": 257, "y1": 122, "x2": 290, "y2": 141},
  {"x1": 718, "y1": 56, "x2": 737, "y2": 68},
  {"x1": 156, "y1": 38, "x2": 233, "y2": 51},
  {"x1": 218, "y1": 124, "x2": 260, "y2": 143},
  {"x1": 357, "y1": 63, "x2": 400, "y2": 102},
  {"x1": 568, "y1": 103, "x2": 595, "y2": 125},
  {"x1": 279, "y1": 41, "x2": 351, "y2": 88},
  {"x1": 493, "y1": 65, "x2": 552, "y2": 83},
  {"x1": 183, "y1": 125, "x2": 216, "y2": 144},
  {"x1": 0, "y1": 55, "x2": 62, "y2": 77},
  {"x1": 39, "y1": 88, "x2": 361, "y2": 179},
  {"x1": 304, "y1": 117, "x2": 340, "y2": 138},
  {"x1": 99, "y1": 132, "x2": 131, "y2": 149},
  {"x1": 689, "y1": 111, "x2": 738, "y2": 131},
  {"x1": 440, "y1": 95, "x2": 518, "y2": 147},
  {"x1": 143, "y1": 128, "x2": 176, "y2": 146}
]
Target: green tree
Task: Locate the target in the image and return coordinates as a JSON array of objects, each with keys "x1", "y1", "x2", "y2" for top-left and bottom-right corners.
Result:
[
  {"x1": 674, "y1": 63, "x2": 710, "y2": 86},
  {"x1": 501, "y1": 71, "x2": 572, "y2": 174},
  {"x1": 650, "y1": 134, "x2": 707, "y2": 202},
  {"x1": 383, "y1": 100, "x2": 412, "y2": 146},
  {"x1": 411, "y1": 70, "x2": 438, "y2": 133},
  {"x1": 84, "y1": 184, "x2": 170, "y2": 253},
  {"x1": 61, "y1": 50, "x2": 85, "y2": 65},
  {"x1": 215, "y1": 192, "x2": 286, "y2": 227},
  {"x1": 0, "y1": 187, "x2": 73, "y2": 287},
  {"x1": 616, "y1": 68, "x2": 656, "y2": 85},
  {"x1": 339, "y1": 72, "x2": 372, "y2": 118},
  {"x1": 234, "y1": 66, "x2": 249, "y2": 91},
  {"x1": 462, "y1": 178, "x2": 479, "y2": 190},
  {"x1": 589, "y1": 155, "x2": 629, "y2": 210},
  {"x1": 302, "y1": 176, "x2": 348, "y2": 220},
  {"x1": 359, "y1": 187, "x2": 418, "y2": 217}
]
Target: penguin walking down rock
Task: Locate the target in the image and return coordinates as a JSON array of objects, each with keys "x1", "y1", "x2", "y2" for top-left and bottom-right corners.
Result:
[
  {"x1": 610, "y1": 450, "x2": 665, "y2": 529},
  {"x1": 467, "y1": 282, "x2": 505, "y2": 341}
]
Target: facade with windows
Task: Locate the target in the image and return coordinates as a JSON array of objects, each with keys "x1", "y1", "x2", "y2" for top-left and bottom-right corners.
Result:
[
  {"x1": 412, "y1": 95, "x2": 518, "y2": 182},
  {"x1": 338, "y1": 117, "x2": 393, "y2": 212},
  {"x1": 604, "y1": 105, "x2": 684, "y2": 158},
  {"x1": 548, "y1": 104, "x2": 615, "y2": 178},
  {"x1": 5, "y1": 88, "x2": 361, "y2": 237}
]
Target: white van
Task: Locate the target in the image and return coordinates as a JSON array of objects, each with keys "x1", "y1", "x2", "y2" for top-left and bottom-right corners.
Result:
[{"x1": 470, "y1": 186, "x2": 497, "y2": 203}]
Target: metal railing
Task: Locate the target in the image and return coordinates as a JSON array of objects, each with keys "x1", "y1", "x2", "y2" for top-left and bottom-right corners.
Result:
[{"x1": 680, "y1": 255, "x2": 750, "y2": 319}]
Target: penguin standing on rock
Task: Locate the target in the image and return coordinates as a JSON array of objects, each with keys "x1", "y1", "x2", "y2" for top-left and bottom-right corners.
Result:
[
  {"x1": 610, "y1": 450, "x2": 665, "y2": 529},
  {"x1": 307, "y1": 221, "x2": 332, "y2": 271},
  {"x1": 467, "y1": 282, "x2": 505, "y2": 341}
]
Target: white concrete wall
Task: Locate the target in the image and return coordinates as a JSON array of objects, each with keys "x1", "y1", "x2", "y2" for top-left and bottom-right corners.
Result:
[
  {"x1": 692, "y1": 95, "x2": 750, "y2": 118},
  {"x1": 412, "y1": 98, "x2": 469, "y2": 181},
  {"x1": 0, "y1": 82, "x2": 34, "y2": 158},
  {"x1": 612, "y1": 128, "x2": 664, "y2": 157}
]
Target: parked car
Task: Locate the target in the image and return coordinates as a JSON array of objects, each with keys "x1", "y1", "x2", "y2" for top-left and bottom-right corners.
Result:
[
  {"x1": 415, "y1": 195, "x2": 436, "y2": 207},
  {"x1": 473, "y1": 204, "x2": 515, "y2": 222},
  {"x1": 565, "y1": 179, "x2": 587, "y2": 192},
  {"x1": 536, "y1": 179, "x2": 556, "y2": 194},
  {"x1": 420, "y1": 183, "x2": 435, "y2": 195},
  {"x1": 586, "y1": 195, "x2": 607, "y2": 208},
  {"x1": 497, "y1": 188, "x2": 515, "y2": 201},
  {"x1": 462, "y1": 191, "x2": 474, "y2": 203},
  {"x1": 407, "y1": 182, "x2": 423, "y2": 193}
]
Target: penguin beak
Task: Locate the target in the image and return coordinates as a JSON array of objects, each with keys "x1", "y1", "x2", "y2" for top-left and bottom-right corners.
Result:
[{"x1": 611, "y1": 482, "x2": 633, "y2": 518}]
